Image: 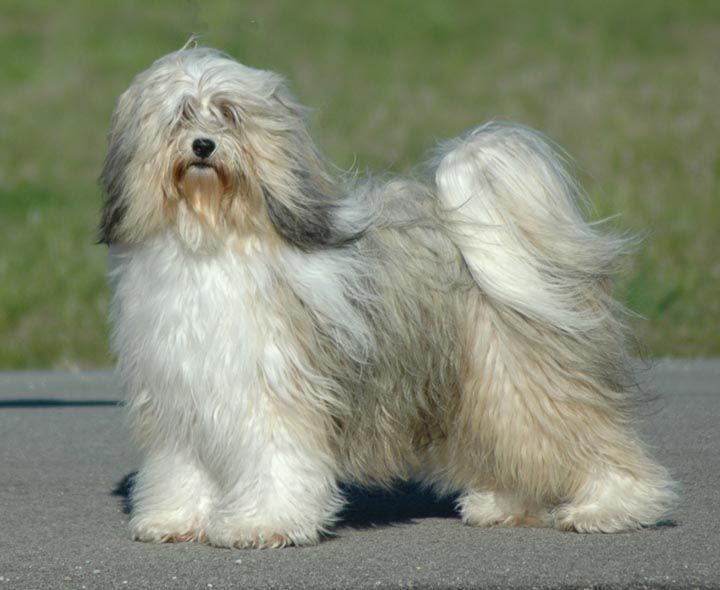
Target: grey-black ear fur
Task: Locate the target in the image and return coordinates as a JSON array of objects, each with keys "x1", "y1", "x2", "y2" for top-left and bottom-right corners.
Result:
[
  {"x1": 97, "y1": 137, "x2": 131, "y2": 245},
  {"x1": 262, "y1": 167, "x2": 360, "y2": 251},
  {"x1": 259, "y1": 90, "x2": 363, "y2": 250},
  {"x1": 98, "y1": 197, "x2": 127, "y2": 245},
  {"x1": 98, "y1": 85, "x2": 138, "y2": 245}
]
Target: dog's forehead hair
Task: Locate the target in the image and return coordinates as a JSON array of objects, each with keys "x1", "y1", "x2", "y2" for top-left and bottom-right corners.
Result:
[{"x1": 135, "y1": 48, "x2": 285, "y2": 116}]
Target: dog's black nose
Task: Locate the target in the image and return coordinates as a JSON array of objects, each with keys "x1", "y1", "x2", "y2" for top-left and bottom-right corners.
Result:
[{"x1": 192, "y1": 138, "x2": 216, "y2": 159}]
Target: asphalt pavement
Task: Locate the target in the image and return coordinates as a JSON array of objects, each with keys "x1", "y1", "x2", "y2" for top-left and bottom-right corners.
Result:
[{"x1": 1, "y1": 360, "x2": 719, "y2": 589}]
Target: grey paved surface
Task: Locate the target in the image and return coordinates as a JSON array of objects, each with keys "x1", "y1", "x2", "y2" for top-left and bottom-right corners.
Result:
[{"x1": 1, "y1": 360, "x2": 719, "y2": 589}]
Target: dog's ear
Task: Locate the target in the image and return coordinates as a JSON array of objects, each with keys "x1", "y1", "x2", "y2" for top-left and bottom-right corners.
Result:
[
  {"x1": 98, "y1": 89, "x2": 137, "y2": 245},
  {"x1": 258, "y1": 89, "x2": 362, "y2": 250},
  {"x1": 263, "y1": 166, "x2": 346, "y2": 250},
  {"x1": 98, "y1": 140, "x2": 131, "y2": 244}
]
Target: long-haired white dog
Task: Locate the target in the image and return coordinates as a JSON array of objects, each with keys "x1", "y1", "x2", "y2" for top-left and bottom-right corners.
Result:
[{"x1": 101, "y1": 42, "x2": 676, "y2": 548}]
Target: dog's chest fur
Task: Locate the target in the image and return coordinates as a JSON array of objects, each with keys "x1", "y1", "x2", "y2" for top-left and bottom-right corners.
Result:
[
  {"x1": 110, "y1": 234, "x2": 355, "y2": 453},
  {"x1": 111, "y1": 235, "x2": 278, "y2": 390}
]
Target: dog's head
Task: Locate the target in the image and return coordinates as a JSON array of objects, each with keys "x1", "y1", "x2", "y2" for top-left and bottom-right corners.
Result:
[{"x1": 99, "y1": 44, "x2": 358, "y2": 252}]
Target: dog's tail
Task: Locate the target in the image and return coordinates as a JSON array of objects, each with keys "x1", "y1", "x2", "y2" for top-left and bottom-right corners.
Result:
[
  {"x1": 435, "y1": 123, "x2": 631, "y2": 332},
  {"x1": 433, "y1": 122, "x2": 638, "y2": 392}
]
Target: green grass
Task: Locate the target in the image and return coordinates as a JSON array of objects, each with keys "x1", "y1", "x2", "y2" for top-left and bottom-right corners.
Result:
[{"x1": 1, "y1": 0, "x2": 719, "y2": 367}]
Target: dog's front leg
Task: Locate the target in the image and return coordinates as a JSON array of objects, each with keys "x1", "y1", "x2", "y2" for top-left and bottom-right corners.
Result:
[
  {"x1": 205, "y1": 405, "x2": 343, "y2": 549},
  {"x1": 129, "y1": 447, "x2": 216, "y2": 543}
]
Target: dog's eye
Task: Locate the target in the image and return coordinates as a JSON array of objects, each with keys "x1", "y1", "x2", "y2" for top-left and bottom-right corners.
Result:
[
  {"x1": 219, "y1": 103, "x2": 240, "y2": 125},
  {"x1": 179, "y1": 101, "x2": 196, "y2": 125}
]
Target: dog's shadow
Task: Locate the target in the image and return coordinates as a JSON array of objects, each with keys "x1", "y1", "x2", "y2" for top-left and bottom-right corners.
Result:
[
  {"x1": 112, "y1": 472, "x2": 458, "y2": 529},
  {"x1": 112, "y1": 472, "x2": 137, "y2": 516},
  {"x1": 337, "y1": 482, "x2": 457, "y2": 528}
]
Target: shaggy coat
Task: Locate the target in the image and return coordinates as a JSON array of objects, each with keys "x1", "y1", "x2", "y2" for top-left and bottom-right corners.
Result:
[{"x1": 101, "y1": 44, "x2": 676, "y2": 548}]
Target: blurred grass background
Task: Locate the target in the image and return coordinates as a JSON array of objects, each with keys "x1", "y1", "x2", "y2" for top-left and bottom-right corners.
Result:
[{"x1": 1, "y1": 0, "x2": 718, "y2": 367}]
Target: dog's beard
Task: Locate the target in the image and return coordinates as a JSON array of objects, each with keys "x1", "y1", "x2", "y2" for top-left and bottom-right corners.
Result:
[
  {"x1": 176, "y1": 163, "x2": 226, "y2": 226},
  {"x1": 170, "y1": 161, "x2": 231, "y2": 251},
  {"x1": 168, "y1": 158, "x2": 273, "y2": 253}
]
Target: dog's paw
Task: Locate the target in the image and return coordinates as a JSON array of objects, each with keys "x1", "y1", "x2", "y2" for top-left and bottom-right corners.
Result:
[
  {"x1": 130, "y1": 516, "x2": 206, "y2": 544},
  {"x1": 207, "y1": 529, "x2": 292, "y2": 549},
  {"x1": 458, "y1": 490, "x2": 550, "y2": 528},
  {"x1": 552, "y1": 504, "x2": 641, "y2": 533},
  {"x1": 206, "y1": 517, "x2": 320, "y2": 549},
  {"x1": 552, "y1": 466, "x2": 678, "y2": 533},
  {"x1": 552, "y1": 497, "x2": 673, "y2": 533}
]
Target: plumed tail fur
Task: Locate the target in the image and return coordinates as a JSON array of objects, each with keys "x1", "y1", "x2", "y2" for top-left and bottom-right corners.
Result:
[{"x1": 434, "y1": 122, "x2": 631, "y2": 336}]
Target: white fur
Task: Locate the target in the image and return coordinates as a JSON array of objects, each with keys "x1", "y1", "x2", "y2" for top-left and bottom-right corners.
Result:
[
  {"x1": 552, "y1": 465, "x2": 676, "y2": 533},
  {"x1": 435, "y1": 123, "x2": 626, "y2": 334},
  {"x1": 111, "y1": 235, "x2": 348, "y2": 546}
]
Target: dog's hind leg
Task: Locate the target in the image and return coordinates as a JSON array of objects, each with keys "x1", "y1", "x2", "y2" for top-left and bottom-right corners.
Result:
[
  {"x1": 447, "y1": 296, "x2": 676, "y2": 532},
  {"x1": 457, "y1": 489, "x2": 550, "y2": 528},
  {"x1": 433, "y1": 123, "x2": 676, "y2": 532}
]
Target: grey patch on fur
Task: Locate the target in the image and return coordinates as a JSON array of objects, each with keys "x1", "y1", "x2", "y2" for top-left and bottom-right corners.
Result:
[
  {"x1": 98, "y1": 89, "x2": 144, "y2": 245},
  {"x1": 98, "y1": 198, "x2": 128, "y2": 245},
  {"x1": 262, "y1": 172, "x2": 363, "y2": 250},
  {"x1": 98, "y1": 146, "x2": 131, "y2": 244}
]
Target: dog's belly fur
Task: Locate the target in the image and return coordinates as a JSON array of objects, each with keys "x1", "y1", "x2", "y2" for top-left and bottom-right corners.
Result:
[
  {"x1": 337, "y1": 220, "x2": 473, "y2": 483},
  {"x1": 110, "y1": 197, "x2": 473, "y2": 486}
]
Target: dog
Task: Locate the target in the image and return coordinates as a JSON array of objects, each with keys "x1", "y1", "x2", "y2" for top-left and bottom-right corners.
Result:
[{"x1": 100, "y1": 41, "x2": 676, "y2": 548}]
